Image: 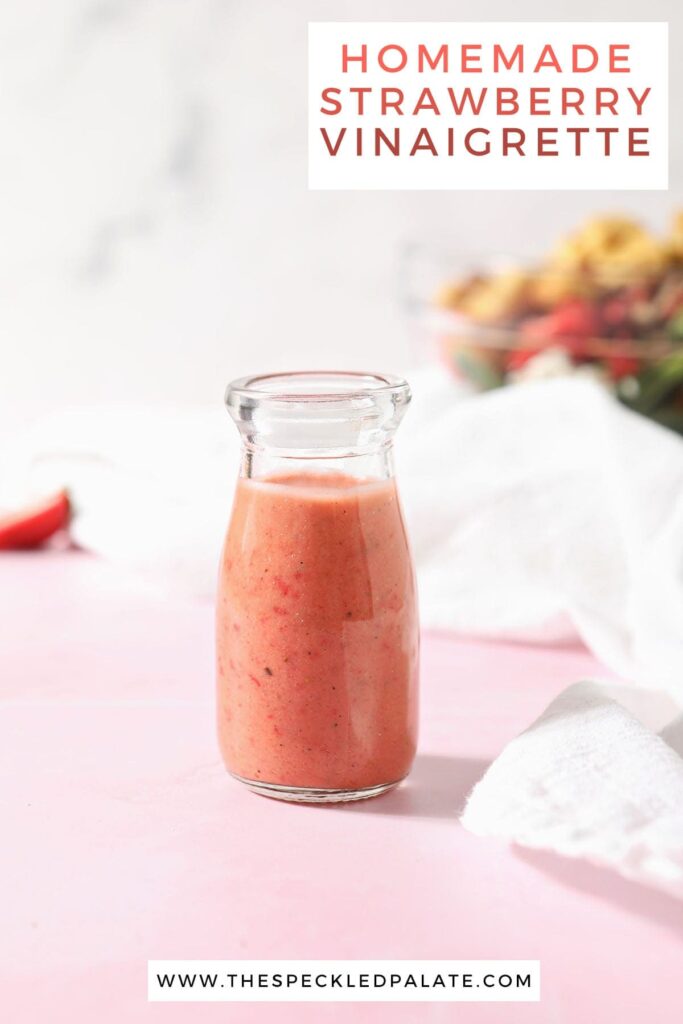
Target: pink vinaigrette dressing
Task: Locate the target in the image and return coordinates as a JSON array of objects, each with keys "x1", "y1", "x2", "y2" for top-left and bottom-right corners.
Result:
[{"x1": 216, "y1": 373, "x2": 419, "y2": 802}]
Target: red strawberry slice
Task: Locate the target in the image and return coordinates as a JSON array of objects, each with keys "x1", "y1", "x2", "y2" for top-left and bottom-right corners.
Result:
[
  {"x1": 547, "y1": 300, "x2": 601, "y2": 359},
  {"x1": 605, "y1": 354, "x2": 641, "y2": 380},
  {"x1": 550, "y1": 299, "x2": 601, "y2": 336},
  {"x1": 508, "y1": 300, "x2": 601, "y2": 371},
  {"x1": 507, "y1": 315, "x2": 563, "y2": 371},
  {"x1": 0, "y1": 490, "x2": 71, "y2": 550}
]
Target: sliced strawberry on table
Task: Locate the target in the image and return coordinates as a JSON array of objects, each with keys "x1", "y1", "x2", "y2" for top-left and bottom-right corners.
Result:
[{"x1": 0, "y1": 490, "x2": 71, "y2": 550}]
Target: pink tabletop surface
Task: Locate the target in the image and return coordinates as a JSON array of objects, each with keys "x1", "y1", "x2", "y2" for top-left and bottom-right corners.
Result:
[{"x1": 1, "y1": 552, "x2": 681, "y2": 1024}]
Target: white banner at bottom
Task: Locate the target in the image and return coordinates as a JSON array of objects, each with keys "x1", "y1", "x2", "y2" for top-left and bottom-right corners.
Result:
[{"x1": 148, "y1": 960, "x2": 540, "y2": 1002}]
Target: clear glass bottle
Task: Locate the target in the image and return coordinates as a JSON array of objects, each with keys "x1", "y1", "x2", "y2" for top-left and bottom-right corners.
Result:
[{"x1": 216, "y1": 372, "x2": 418, "y2": 803}]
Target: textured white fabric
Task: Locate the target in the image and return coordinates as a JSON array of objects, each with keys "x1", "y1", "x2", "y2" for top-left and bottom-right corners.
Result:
[
  {"x1": 461, "y1": 681, "x2": 683, "y2": 899},
  {"x1": 398, "y1": 368, "x2": 683, "y2": 700}
]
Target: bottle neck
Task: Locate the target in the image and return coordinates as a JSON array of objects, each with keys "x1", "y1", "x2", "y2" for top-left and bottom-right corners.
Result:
[
  {"x1": 226, "y1": 371, "x2": 411, "y2": 483},
  {"x1": 240, "y1": 443, "x2": 395, "y2": 482}
]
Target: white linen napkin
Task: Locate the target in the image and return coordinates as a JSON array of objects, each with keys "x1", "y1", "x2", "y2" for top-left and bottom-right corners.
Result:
[
  {"x1": 461, "y1": 681, "x2": 683, "y2": 899},
  {"x1": 398, "y1": 368, "x2": 683, "y2": 701}
]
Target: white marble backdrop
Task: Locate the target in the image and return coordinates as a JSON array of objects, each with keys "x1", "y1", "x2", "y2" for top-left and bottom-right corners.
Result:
[{"x1": 0, "y1": 0, "x2": 680, "y2": 429}]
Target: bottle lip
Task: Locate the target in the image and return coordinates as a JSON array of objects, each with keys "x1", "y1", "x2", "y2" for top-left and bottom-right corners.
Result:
[{"x1": 226, "y1": 370, "x2": 411, "y2": 405}]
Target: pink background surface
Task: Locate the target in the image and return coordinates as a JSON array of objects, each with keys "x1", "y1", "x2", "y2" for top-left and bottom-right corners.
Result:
[{"x1": 2, "y1": 551, "x2": 681, "y2": 1023}]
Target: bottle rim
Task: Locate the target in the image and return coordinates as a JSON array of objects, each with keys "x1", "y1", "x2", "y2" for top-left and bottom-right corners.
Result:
[{"x1": 226, "y1": 371, "x2": 410, "y2": 405}]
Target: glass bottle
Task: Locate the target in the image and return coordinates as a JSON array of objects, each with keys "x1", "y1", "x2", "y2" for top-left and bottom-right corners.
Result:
[{"x1": 217, "y1": 372, "x2": 418, "y2": 802}]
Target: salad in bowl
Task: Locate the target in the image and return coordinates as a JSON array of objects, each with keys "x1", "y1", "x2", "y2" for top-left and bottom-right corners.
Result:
[{"x1": 420, "y1": 214, "x2": 683, "y2": 432}]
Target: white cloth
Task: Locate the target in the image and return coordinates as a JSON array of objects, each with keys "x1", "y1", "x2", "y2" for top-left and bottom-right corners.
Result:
[
  {"x1": 461, "y1": 681, "x2": 683, "y2": 899},
  {"x1": 400, "y1": 368, "x2": 683, "y2": 701}
]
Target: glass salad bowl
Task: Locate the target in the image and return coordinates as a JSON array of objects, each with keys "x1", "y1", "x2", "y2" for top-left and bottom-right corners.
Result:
[{"x1": 404, "y1": 215, "x2": 683, "y2": 433}]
